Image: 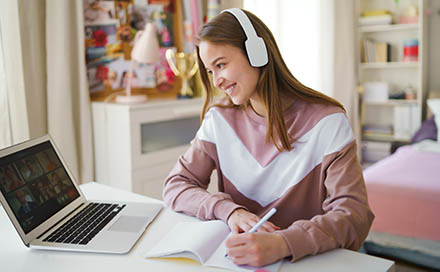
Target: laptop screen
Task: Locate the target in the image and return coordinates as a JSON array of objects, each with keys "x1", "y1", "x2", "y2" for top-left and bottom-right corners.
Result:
[{"x1": 0, "y1": 140, "x2": 80, "y2": 234}]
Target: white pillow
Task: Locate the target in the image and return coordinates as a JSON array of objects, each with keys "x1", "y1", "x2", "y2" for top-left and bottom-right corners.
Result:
[
  {"x1": 427, "y1": 99, "x2": 440, "y2": 142},
  {"x1": 412, "y1": 139, "x2": 440, "y2": 153}
]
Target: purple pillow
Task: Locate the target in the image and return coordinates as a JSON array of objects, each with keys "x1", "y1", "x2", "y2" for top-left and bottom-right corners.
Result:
[{"x1": 411, "y1": 116, "x2": 438, "y2": 143}]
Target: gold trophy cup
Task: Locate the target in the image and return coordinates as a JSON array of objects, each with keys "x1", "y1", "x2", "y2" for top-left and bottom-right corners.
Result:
[{"x1": 165, "y1": 49, "x2": 198, "y2": 98}]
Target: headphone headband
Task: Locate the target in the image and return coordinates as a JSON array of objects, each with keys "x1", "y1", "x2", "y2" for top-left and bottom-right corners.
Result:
[{"x1": 221, "y1": 8, "x2": 268, "y2": 67}]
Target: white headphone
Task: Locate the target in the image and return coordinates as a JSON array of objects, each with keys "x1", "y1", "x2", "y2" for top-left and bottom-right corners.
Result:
[{"x1": 221, "y1": 8, "x2": 268, "y2": 67}]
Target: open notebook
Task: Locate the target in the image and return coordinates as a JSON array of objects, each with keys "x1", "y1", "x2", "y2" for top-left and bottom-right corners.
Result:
[{"x1": 144, "y1": 220, "x2": 282, "y2": 272}]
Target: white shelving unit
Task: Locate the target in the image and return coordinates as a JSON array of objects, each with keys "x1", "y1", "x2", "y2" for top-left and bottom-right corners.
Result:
[
  {"x1": 356, "y1": 0, "x2": 429, "y2": 166},
  {"x1": 91, "y1": 98, "x2": 211, "y2": 200}
]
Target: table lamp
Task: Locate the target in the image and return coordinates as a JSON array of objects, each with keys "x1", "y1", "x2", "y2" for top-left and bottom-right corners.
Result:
[{"x1": 115, "y1": 22, "x2": 160, "y2": 103}]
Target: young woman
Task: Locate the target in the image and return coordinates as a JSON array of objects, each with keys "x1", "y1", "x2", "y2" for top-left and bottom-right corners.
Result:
[{"x1": 162, "y1": 8, "x2": 374, "y2": 267}]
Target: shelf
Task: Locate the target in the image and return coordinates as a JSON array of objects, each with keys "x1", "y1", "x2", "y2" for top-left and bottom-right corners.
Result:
[
  {"x1": 359, "y1": 62, "x2": 419, "y2": 69},
  {"x1": 359, "y1": 23, "x2": 418, "y2": 33},
  {"x1": 363, "y1": 100, "x2": 418, "y2": 106},
  {"x1": 362, "y1": 133, "x2": 411, "y2": 142},
  {"x1": 356, "y1": 0, "x2": 425, "y2": 167}
]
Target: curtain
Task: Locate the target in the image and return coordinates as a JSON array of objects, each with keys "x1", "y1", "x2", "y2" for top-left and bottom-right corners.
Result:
[
  {"x1": 319, "y1": 0, "x2": 359, "y2": 143},
  {"x1": 46, "y1": 0, "x2": 94, "y2": 184},
  {"x1": 0, "y1": 14, "x2": 12, "y2": 148},
  {"x1": 0, "y1": 31, "x2": 10, "y2": 147},
  {"x1": 0, "y1": 0, "x2": 30, "y2": 148},
  {"x1": 0, "y1": 0, "x2": 94, "y2": 184}
]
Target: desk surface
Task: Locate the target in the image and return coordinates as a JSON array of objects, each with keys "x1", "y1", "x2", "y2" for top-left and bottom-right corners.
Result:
[{"x1": 0, "y1": 182, "x2": 394, "y2": 272}]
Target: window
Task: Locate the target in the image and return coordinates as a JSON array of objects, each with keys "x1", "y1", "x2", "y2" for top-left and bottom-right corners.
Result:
[{"x1": 243, "y1": 0, "x2": 320, "y2": 91}]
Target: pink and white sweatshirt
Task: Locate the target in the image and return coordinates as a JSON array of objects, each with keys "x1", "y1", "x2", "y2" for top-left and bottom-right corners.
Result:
[{"x1": 163, "y1": 98, "x2": 374, "y2": 262}]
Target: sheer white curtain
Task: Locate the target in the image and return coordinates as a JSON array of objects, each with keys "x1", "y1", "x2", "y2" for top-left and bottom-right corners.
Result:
[
  {"x1": 0, "y1": 0, "x2": 94, "y2": 184},
  {"x1": 0, "y1": 0, "x2": 31, "y2": 148},
  {"x1": 243, "y1": 0, "x2": 358, "y2": 133},
  {"x1": 0, "y1": 22, "x2": 12, "y2": 148},
  {"x1": 46, "y1": 0, "x2": 94, "y2": 184},
  {"x1": 319, "y1": 1, "x2": 358, "y2": 136}
]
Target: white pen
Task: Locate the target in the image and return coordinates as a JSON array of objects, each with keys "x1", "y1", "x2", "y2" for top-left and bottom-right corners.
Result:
[
  {"x1": 248, "y1": 208, "x2": 277, "y2": 233},
  {"x1": 225, "y1": 208, "x2": 277, "y2": 257}
]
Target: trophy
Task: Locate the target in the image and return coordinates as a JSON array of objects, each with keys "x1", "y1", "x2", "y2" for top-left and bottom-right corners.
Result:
[{"x1": 165, "y1": 49, "x2": 198, "y2": 99}]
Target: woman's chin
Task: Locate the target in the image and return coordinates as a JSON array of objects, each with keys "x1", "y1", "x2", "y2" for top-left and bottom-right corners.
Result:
[{"x1": 230, "y1": 96, "x2": 244, "y2": 105}]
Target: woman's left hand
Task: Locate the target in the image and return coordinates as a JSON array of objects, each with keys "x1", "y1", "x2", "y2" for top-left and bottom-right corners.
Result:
[{"x1": 225, "y1": 232, "x2": 290, "y2": 267}]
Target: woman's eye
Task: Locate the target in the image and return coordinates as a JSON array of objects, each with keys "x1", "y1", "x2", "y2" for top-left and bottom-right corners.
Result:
[{"x1": 217, "y1": 63, "x2": 225, "y2": 69}]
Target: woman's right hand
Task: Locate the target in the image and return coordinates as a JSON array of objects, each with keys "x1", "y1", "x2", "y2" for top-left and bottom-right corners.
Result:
[{"x1": 227, "y1": 208, "x2": 280, "y2": 234}]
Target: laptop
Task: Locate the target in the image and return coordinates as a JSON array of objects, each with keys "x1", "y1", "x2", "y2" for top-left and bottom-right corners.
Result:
[{"x1": 0, "y1": 135, "x2": 162, "y2": 254}]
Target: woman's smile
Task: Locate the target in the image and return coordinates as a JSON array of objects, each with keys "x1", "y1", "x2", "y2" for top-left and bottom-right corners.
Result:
[{"x1": 224, "y1": 83, "x2": 236, "y2": 96}]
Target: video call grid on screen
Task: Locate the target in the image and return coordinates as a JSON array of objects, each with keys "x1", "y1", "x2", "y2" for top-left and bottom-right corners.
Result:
[{"x1": 0, "y1": 141, "x2": 79, "y2": 233}]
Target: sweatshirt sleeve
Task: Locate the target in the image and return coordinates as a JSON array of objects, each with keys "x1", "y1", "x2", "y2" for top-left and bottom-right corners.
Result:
[
  {"x1": 277, "y1": 131, "x2": 374, "y2": 262},
  {"x1": 162, "y1": 111, "x2": 245, "y2": 222}
]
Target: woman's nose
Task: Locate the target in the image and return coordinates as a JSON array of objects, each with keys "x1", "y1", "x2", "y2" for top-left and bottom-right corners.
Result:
[{"x1": 213, "y1": 73, "x2": 223, "y2": 89}]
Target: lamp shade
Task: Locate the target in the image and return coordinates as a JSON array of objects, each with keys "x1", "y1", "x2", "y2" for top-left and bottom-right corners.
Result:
[{"x1": 131, "y1": 22, "x2": 160, "y2": 63}]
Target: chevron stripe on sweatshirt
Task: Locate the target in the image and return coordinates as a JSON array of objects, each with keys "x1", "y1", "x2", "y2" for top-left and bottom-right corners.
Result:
[{"x1": 196, "y1": 108, "x2": 353, "y2": 207}]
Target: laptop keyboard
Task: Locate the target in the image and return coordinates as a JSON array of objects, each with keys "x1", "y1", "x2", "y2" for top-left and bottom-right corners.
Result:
[{"x1": 43, "y1": 202, "x2": 125, "y2": 245}]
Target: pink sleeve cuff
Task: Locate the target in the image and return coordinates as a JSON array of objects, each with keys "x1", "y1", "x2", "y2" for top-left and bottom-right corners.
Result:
[
  {"x1": 213, "y1": 198, "x2": 246, "y2": 223},
  {"x1": 277, "y1": 225, "x2": 316, "y2": 262}
]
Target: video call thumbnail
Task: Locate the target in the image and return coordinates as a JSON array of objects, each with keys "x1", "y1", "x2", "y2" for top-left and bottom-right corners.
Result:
[{"x1": 0, "y1": 144, "x2": 79, "y2": 233}]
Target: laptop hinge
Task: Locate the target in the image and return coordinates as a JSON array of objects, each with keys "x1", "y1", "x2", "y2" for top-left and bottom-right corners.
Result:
[{"x1": 36, "y1": 202, "x2": 85, "y2": 240}]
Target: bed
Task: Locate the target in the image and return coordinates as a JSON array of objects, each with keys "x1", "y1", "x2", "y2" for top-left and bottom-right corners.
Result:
[{"x1": 362, "y1": 140, "x2": 440, "y2": 270}]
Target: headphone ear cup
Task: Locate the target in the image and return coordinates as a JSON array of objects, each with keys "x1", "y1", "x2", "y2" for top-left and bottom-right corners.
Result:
[
  {"x1": 245, "y1": 37, "x2": 268, "y2": 67},
  {"x1": 221, "y1": 8, "x2": 269, "y2": 67}
]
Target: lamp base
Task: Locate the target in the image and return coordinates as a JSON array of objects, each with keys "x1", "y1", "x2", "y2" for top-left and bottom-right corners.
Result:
[{"x1": 115, "y1": 94, "x2": 148, "y2": 104}]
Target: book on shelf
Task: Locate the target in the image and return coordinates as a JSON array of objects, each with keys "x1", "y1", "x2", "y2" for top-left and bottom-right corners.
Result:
[
  {"x1": 362, "y1": 124, "x2": 393, "y2": 136},
  {"x1": 144, "y1": 220, "x2": 282, "y2": 272},
  {"x1": 181, "y1": 0, "x2": 205, "y2": 53},
  {"x1": 361, "y1": 39, "x2": 390, "y2": 63},
  {"x1": 181, "y1": 0, "x2": 195, "y2": 53},
  {"x1": 360, "y1": 40, "x2": 367, "y2": 63},
  {"x1": 207, "y1": 0, "x2": 220, "y2": 21},
  {"x1": 376, "y1": 42, "x2": 391, "y2": 62}
]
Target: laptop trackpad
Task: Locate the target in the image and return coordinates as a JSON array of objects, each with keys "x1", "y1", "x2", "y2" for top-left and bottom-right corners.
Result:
[{"x1": 108, "y1": 216, "x2": 148, "y2": 233}]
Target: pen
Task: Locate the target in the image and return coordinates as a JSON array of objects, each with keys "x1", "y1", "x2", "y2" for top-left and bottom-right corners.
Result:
[
  {"x1": 248, "y1": 208, "x2": 277, "y2": 233},
  {"x1": 225, "y1": 208, "x2": 277, "y2": 257}
]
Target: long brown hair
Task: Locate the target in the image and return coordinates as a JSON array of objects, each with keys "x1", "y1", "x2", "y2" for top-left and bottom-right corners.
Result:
[{"x1": 196, "y1": 9, "x2": 344, "y2": 152}]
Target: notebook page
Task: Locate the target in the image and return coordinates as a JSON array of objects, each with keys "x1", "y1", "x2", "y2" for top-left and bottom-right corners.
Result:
[{"x1": 144, "y1": 220, "x2": 229, "y2": 263}]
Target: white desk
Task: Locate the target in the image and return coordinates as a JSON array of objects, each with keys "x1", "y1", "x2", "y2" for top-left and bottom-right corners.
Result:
[{"x1": 0, "y1": 182, "x2": 395, "y2": 272}]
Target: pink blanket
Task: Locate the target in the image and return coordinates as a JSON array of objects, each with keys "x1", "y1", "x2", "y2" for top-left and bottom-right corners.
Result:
[{"x1": 363, "y1": 145, "x2": 440, "y2": 241}]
